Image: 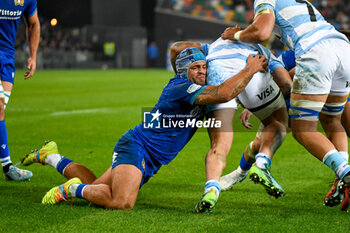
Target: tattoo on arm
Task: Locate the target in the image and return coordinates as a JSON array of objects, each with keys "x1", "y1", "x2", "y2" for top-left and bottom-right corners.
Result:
[
  {"x1": 195, "y1": 87, "x2": 223, "y2": 105},
  {"x1": 195, "y1": 77, "x2": 252, "y2": 105},
  {"x1": 230, "y1": 78, "x2": 250, "y2": 97},
  {"x1": 201, "y1": 87, "x2": 221, "y2": 98}
]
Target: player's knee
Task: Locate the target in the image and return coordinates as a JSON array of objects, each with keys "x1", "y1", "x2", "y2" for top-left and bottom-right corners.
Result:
[
  {"x1": 210, "y1": 141, "x2": 232, "y2": 156},
  {"x1": 291, "y1": 129, "x2": 306, "y2": 143},
  {"x1": 0, "y1": 100, "x2": 5, "y2": 120},
  {"x1": 107, "y1": 199, "x2": 135, "y2": 210}
]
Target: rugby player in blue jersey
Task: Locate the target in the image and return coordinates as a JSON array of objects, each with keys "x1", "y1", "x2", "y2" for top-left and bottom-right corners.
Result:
[
  {"x1": 0, "y1": 0, "x2": 40, "y2": 180},
  {"x1": 20, "y1": 48, "x2": 267, "y2": 210},
  {"x1": 221, "y1": 0, "x2": 350, "y2": 210},
  {"x1": 171, "y1": 40, "x2": 290, "y2": 213}
]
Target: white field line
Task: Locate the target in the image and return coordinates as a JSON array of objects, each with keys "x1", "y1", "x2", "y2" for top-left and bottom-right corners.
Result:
[{"x1": 50, "y1": 108, "x2": 114, "y2": 116}]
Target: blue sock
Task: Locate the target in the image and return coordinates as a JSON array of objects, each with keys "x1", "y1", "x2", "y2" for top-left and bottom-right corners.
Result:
[
  {"x1": 56, "y1": 157, "x2": 74, "y2": 175},
  {"x1": 76, "y1": 184, "x2": 87, "y2": 198},
  {"x1": 239, "y1": 153, "x2": 253, "y2": 171},
  {"x1": 323, "y1": 151, "x2": 350, "y2": 179},
  {"x1": 69, "y1": 183, "x2": 87, "y2": 198},
  {"x1": 0, "y1": 120, "x2": 10, "y2": 166}
]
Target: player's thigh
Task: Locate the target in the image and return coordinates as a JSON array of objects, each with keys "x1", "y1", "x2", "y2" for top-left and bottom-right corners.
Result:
[
  {"x1": 207, "y1": 108, "x2": 235, "y2": 151},
  {"x1": 290, "y1": 93, "x2": 327, "y2": 131},
  {"x1": 92, "y1": 166, "x2": 112, "y2": 185},
  {"x1": 1, "y1": 81, "x2": 13, "y2": 92},
  {"x1": 261, "y1": 104, "x2": 288, "y2": 128},
  {"x1": 111, "y1": 164, "x2": 142, "y2": 208},
  {"x1": 319, "y1": 94, "x2": 348, "y2": 125},
  {"x1": 341, "y1": 101, "x2": 350, "y2": 129}
]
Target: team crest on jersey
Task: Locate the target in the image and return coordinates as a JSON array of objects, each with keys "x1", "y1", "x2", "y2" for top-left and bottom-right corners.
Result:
[{"x1": 14, "y1": 0, "x2": 24, "y2": 6}]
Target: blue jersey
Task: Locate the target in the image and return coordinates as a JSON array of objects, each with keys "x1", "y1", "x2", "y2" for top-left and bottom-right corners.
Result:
[
  {"x1": 254, "y1": 0, "x2": 349, "y2": 58},
  {"x1": 0, "y1": 0, "x2": 37, "y2": 56},
  {"x1": 278, "y1": 49, "x2": 296, "y2": 71},
  {"x1": 131, "y1": 76, "x2": 207, "y2": 165}
]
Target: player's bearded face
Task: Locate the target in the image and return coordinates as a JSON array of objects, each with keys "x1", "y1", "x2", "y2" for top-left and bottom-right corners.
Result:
[{"x1": 187, "y1": 61, "x2": 207, "y2": 85}]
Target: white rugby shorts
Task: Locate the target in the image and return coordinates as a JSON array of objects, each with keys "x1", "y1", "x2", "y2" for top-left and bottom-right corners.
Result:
[
  {"x1": 206, "y1": 58, "x2": 284, "y2": 120},
  {"x1": 293, "y1": 38, "x2": 350, "y2": 96}
]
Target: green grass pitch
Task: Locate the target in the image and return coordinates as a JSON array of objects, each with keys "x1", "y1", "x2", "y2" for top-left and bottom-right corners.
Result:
[{"x1": 0, "y1": 69, "x2": 349, "y2": 232}]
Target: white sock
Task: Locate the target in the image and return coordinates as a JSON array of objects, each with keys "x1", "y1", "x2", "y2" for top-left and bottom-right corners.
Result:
[
  {"x1": 204, "y1": 179, "x2": 220, "y2": 199},
  {"x1": 255, "y1": 153, "x2": 271, "y2": 169},
  {"x1": 69, "y1": 183, "x2": 79, "y2": 197},
  {"x1": 45, "y1": 153, "x2": 63, "y2": 168},
  {"x1": 339, "y1": 151, "x2": 349, "y2": 163},
  {"x1": 236, "y1": 166, "x2": 248, "y2": 175},
  {"x1": 0, "y1": 156, "x2": 12, "y2": 167}
]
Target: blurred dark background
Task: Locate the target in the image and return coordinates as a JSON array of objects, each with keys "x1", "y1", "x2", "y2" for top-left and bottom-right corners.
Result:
[{"x1": 14, "y1": 0, "x2": 350, "y2": 70}]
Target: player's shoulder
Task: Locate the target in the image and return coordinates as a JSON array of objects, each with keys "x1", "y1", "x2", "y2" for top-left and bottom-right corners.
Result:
[
  {"x1": 24, "y1": 0, "x2": 37, "y2": 6},
  {"x1": 25, "y1": 0, "x2": 37, "y2": 11},
  {"x1": 169, "y1": 75, "x2": 190, "y2": 85},
  {"x1": 169, "y1": 76, "x2": 203, "y2": 93},
  {"x1": 164, "y1": 76, "x2": 188, "y2": 93}
]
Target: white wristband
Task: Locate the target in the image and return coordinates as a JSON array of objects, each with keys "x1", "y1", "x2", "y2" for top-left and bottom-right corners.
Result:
[{"x1": 234, "y1": 31, "x2": 242, "y2": 41}]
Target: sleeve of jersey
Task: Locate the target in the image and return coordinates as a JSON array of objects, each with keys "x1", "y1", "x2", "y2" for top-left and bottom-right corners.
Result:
[
  {"x1": 200, "y1": 43, "x2": 210, "y2": 56},
  {"x1": 269, "y1": 57, "x2": 284, "y2": 73},
  {"x1": 24, "y1": 0, "x2": 37, "y2": 18},
  {"x1": 169, "y1": 80, "x2": 207, "y2": 105},
  {"x1": 254, "y1": 0, "x2": 275, "y2": 18},
  {"x1": 256, "y1": 44, "x2": 283, "y2": 73}
]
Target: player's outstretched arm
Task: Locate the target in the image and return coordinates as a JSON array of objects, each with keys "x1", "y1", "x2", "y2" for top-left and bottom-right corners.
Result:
[
  {"x1": 221, "y1": 13, "x2": 275, "y2": 43},
  {"x1": 170, "y1": 41, "x2": 202, "y2": 73},
  {"x1": 25, "y1": 11, "x2": 40, "y2": 79},
  {"x1": 194, "y1": 54, "x2": 268, "y2": 105}
]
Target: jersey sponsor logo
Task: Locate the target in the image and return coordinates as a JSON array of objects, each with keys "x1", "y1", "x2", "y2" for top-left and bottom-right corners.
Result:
[
  {"x1": 0, "y1": 9, "x2": 22, "y2": 19},
  {"x1": 257, "y1": 85, "x2": 275, "y2": 100},
  {"x1": 14, "y1": 0, "x2": 24, "y2": 6},
  {"x1": 187, "y1": 84, "x2": 201, "y2": 94}
]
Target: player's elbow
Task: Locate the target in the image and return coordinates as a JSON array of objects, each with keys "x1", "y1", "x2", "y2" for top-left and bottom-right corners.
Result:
[
  {"x1": 170, "y1": 42, "x2": 183, "y2": 53},
  {"x1": 252, "y1": 29, "x2": 271, "y2": 42},
  {"x1": 257, "y1": 33, "x2": 270, "y2": 43},
  {"x1": 248, "y1": 23, "x2": 272, "y2": 42}
]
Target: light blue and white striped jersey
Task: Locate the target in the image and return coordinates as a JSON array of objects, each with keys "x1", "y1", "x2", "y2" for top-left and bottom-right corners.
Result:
[
  {"x1": 254, "y1": 0, "x2": 349, "y2": 58},
  {"x1": 202, "y1": 38, "x2": 282, "y2": 73},
  {"x1": 201, "y1": 38, "x2": 283, "y2": 86}
]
